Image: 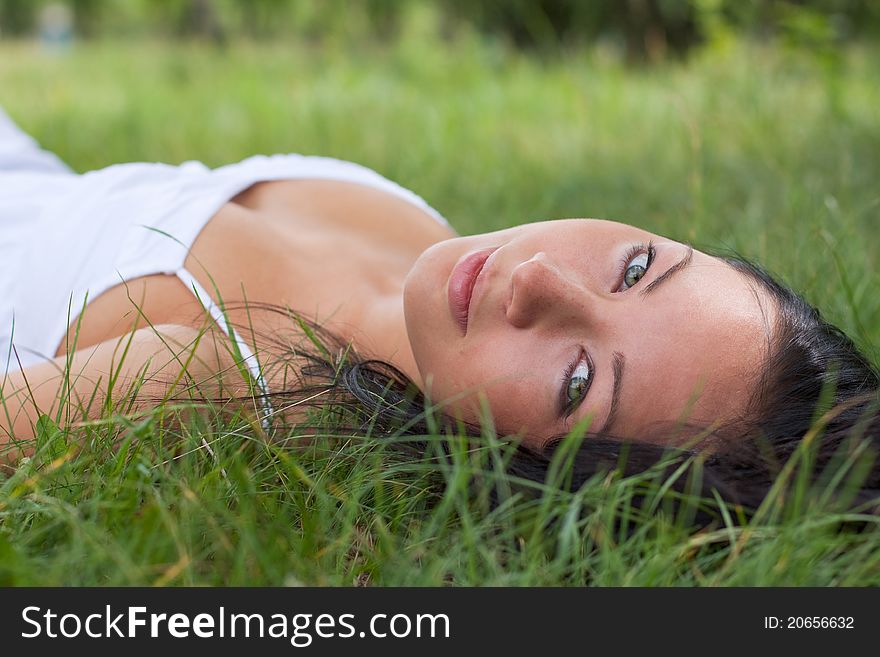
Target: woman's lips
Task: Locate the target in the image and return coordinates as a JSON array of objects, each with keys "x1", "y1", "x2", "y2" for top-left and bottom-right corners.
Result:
[{"x1": 447, "y1": 246, "x2": 499, "y2": 336}]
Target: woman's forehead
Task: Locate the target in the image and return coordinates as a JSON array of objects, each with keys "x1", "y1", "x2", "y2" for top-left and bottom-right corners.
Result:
[{"x1": 600, "y1": 251, "x2": 775, "y2": 439}]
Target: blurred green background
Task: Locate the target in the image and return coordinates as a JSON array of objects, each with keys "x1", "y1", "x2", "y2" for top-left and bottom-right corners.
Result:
[
  {"x1": 1, "y1": 0, "x2": 879, "y2": 58},
  {"x1": 0, "y1": 1, "x2": 879, "y2": 585}
]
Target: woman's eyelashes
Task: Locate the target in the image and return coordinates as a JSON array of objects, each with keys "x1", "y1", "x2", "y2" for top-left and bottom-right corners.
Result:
[
  {"x1": 560, "y1": 350, "x2": 593, "y2": 417},
  {"x1": 617, "y1": 242, "x2": 656, "y2": 292}
]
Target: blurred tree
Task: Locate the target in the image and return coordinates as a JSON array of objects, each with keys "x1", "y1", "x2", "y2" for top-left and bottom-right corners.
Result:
[
  {"x1": 0, "y1": 0, "x2": 877, "y2": 56},
  {"x1": 444, "y1": 0, "x2": 702, "y2": 61},
  {"x1": 0, "y1": 0, "x2": 37, "y2": 36},
  {"x1": 449, "y1": 0, "x2": 880, "y2": 58},
  {"x1": 622, "y1": 0, "x2": 700, "y2": 61},
  {"x1": 365, "y1": 0, "x2": 406, "y2": 41},
  {"x1": 235, "y1": 0, "x2": 290, "y2": 38},
  {"x1": 484, "y1": 0, "x2": 877, "y2": 57},
  {"x1": 70, "y1": 0, "x2": 102, "y2": 38},
  {"x1": 179, "y1": 0, "x2": 224, "y2": 43}
]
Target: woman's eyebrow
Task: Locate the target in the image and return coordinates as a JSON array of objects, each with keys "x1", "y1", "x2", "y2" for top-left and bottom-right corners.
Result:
[
  {"x1": 639, "y1": 246, "x2": 694, "y2": 298},
  {"x1": 597, "y1": 351, "x2": 625, "y2": 436}
]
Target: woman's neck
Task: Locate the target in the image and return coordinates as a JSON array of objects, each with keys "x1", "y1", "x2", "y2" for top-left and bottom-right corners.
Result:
[
  {"x1": 207, "y1": 178, "x2": 454, "y2": 390},
  {"x1": 329, "y1": 289, "x2": 423, "y2": 389}
]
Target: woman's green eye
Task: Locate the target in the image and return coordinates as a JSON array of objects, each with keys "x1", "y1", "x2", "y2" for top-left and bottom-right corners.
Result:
[
  {"x1": 566, "y1": 361, "x2": 592, "y2": 405},
  {"x1": 622, "y1": 252, "x2": 650, "y2": 290}
]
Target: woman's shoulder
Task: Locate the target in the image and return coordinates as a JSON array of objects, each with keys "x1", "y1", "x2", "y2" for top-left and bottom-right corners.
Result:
[
  {"x1": 213, "y1": 153, "x2": 452, "y2": 229},
  {"x1": 71, "y1": 151, "x2": 451, "y2": 231}
]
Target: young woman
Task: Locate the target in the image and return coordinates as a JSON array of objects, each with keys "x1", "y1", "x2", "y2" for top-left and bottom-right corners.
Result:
[{"x1": 1, "y1": 107, "x2": 878, "y2": 516}]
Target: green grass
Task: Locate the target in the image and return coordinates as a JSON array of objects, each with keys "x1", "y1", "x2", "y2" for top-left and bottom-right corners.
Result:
[{"x1": 0, "y1": 33, "x2": 879, "y2": 585}]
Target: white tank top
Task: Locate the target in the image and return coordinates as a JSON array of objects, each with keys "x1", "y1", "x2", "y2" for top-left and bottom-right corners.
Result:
[{"x1": 0, "y1": 153, "x2": 449, "y2": 431}]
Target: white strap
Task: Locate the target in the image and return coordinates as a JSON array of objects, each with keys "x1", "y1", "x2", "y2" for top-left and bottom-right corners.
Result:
[{"x1": 175, "y1": 268, "x2": 274, "y2": 433}]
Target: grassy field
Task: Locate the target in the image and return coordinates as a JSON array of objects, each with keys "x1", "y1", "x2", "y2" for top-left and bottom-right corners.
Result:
[{"x1": 0, "y1": 33, "x2": 879, "y2": 585}]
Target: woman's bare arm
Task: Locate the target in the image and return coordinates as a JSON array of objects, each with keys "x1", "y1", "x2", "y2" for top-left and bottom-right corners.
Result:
[{"x1": 0, "y1": 323, "x2": 249, "y2": 464}]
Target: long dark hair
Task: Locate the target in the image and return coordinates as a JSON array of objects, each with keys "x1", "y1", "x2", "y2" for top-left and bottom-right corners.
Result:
[{"x1": 166, "y1": 254, "x2": 880, "y2": 527}]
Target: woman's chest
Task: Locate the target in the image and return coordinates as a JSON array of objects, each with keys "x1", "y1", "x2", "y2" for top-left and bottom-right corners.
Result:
[{"x1": 54, "y1": 179, "x2": 455, "y2": 357}]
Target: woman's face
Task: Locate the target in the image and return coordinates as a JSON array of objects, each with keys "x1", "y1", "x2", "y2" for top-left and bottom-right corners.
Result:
[{"x1": 403, "y1": 219, "x2": 773, "y2": 449}]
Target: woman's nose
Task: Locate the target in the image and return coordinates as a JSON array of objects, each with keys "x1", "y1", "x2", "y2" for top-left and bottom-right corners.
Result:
[{"x1": 505, "y1": 252, "x2": 591, "y2": 330}]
